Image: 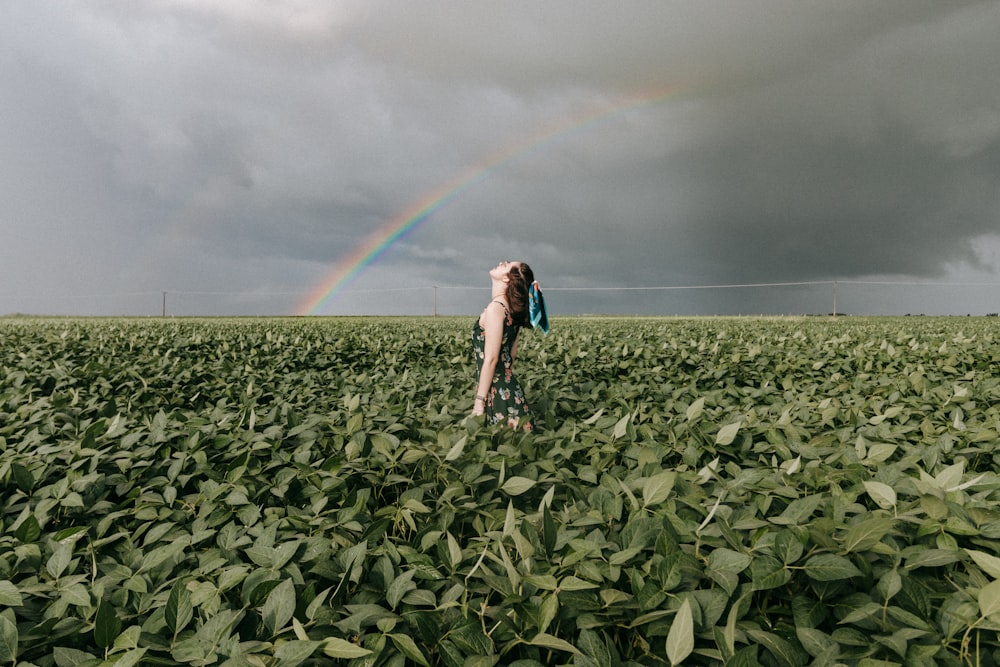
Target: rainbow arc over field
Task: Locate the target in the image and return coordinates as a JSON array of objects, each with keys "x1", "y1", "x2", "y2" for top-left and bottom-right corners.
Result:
[{"x1": 295, "y1": 82, "x2": 690, "y2": 315}]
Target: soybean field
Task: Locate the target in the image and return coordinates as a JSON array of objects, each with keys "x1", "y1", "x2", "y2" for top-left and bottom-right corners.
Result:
[{"x1": 3, "y1": 316, "x2": 1000, "y2": 666}]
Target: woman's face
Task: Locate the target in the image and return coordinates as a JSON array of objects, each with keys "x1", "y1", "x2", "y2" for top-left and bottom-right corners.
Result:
[{"x1": 490, "y1": 260, "x2": 516, "y2": 281}]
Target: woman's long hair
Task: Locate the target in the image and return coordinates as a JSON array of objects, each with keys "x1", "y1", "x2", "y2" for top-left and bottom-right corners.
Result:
[{"x1": 506, "y1": 262, "x2": 535, "y2": 328}]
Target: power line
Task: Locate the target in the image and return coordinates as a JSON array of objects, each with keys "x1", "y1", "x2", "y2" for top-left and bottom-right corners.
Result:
[
  {"x1": 438, "y1": 280, "x2": 1000, "y2": 292},
  {"x1": 5, "y1": 280, "x2": 999, "y2": 317},
  {"x1": 538, "y1": 281, "x2": 833, "y2": 291},
  {"x1": 7, "y1": 280, "x2": 997, "y2": 301}
]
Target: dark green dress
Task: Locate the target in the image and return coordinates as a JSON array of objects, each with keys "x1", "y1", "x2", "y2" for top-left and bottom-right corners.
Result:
[{"x1": 472, "y1": 303, "x2": 533, "y2": 430}]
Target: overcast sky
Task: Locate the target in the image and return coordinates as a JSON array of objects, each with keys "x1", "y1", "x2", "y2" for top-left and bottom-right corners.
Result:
[{"x1": 3, "y1": 1, "x2": 1000, "y2": 317}]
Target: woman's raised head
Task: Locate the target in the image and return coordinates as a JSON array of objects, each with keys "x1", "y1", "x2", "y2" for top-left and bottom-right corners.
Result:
[{"x1": 505, "y1": 261, "x2": 534, "y2": 327}]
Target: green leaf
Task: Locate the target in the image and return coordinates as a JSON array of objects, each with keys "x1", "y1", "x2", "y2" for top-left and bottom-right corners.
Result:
[
  {"x1": 171, "y1": 636, "x2": 214, "y2": 663},
  {"x1": 342, "y1": 541, "x2": 368, "y2": 585},
  {"x1": 445, "y1": 435, "x2": 467, "y2": 461},
  {"x1": 503, "y1": 501, "x2": 516, "y2": 537},
  {"x1": 842, "y1": 516, "x2": 895, "y2": 553},
  {"x1": 448, "y1": 618, "x2": 494, "y2": 656},
  {"x1": 62, "y1": 583, "x2": 91, "y2": 607},
  {"x1": 838, "y1": 602, "x2": 883, "y2": 625},
  {"x1": 297, "y1": 584, "x2": 328, "y2": 622},
  {"x1": 108, "y1": 647, "x2": 147, "y2": 667},
  {"x1": 905, "y1": 548, "x2": 962, "y2": 569},
  {"x1": 978, "y1": 579, "x2": 1000, "y2": 618},
  {"x1": 708, "y1": 548, "x2": 752, "y2": 574},
  {"x1": 728, "y1": 645, "x2": 762, "y2": 667},
  {"x1": 630, "y1": 610, "x2": 673, "y2": 627},
  {"x1": 11, "y1": 463, "x2": 34, "y2": 494},
  {"x1": 686, "y1": 397, "x2": 705, "y2": 422},
  {"x1": 560, "y1": 575, "x2": 599, "y2": 591},
  {"x1": 706, "y1": 548, "x2": 751, "y2": 594},
  {"x1": 139, "y1": 537, "x2": 187, "y2": 572},
  {"x1": 935, "y1": 461, "x2": 965, "y2": 491},
  {"x1": 617, "y1": 478, "x2": 640, "y2": 512},
  {"x1": 446, "y1": 532, "x2": 463, "y2": 569},
  {"x1": 333, "y1": 604, "x2": 397, "y2": 635},
  {"x1": 165, "y1": 580, "x2": 194, "y2": 635},
  {"x1": 773, "y1": 530, "x2": 804, "y2": 564},
  {"x1": 195, "y1": 608, "x2": 243, "y2": 645},
  {"x1": 863, "y1": 481, "x2": 897, "y2": 510},
  {"x1": 248, "y1": 578, "x2": 282, "y2": 607},
  {"x1": 744, "y1": 627, "x2": 807, "y2": 667},
  {"x1": 113, "y1": 625, "x2": 141, "y2": 652},
  {"x1": 94, "y1": 600, "x2": 122, "y2": 649},
  {"x1": 501, "y1": 476, "x2": 536, "y2": 496},
  {"x1": 864, "y1": 443, "x2": 898, "y2": 463},
  {"x1": 642, "y1": 471, "x2": 676, "y2": 508},
  {"x1": 0, "y1": 612, "x2": 17, "y2": 664},
  {"x1": 346, "y1": 412, "x2": 363, "y2": 435},
  {"x1": 272, "y1": 540, "x2": 301, "y2": 570},
  {"x1": 751, "y1": 556, "x2": 792, "y2": 591},
  {"x1": 386, "y1": 569, "x2": 417, "y2": 610},
  {"x1": 612, "y1": 414, "x2": 630, "y2": 440},
  {"x1": 600, "y1": 588, "x2": 630, "y2": 607},
  {"x1": 716, "y1": 420, "x2": 742, "y2": 446},
  {"x1": 263, "y1": 578, "x2": 296, "y2": 634},
  {"x1": 542, "y1": 503, "x2": 557, "y2": 558},
  {"x1": 323, "y1": 637, "x2": 373, "y2": 659},
  {"x1": 538, "y1": 593, "x2": 558, "y2": 635},
  {"x1": 967, "y1": 550, "x2": 1000, "y2": 580},
  {"x1": 876, "y1": 628, "x2": 921, "y2": 660},
  {"x1": 53, "y1": 647, "x2": 98, "y2": 666},
  {"x1": 14, "y1": 514, "x2": 41, "y2": 543},
  {"x1": 887, "y1": 607, "x2": 939, "y2": 640},
  {"x1": 0, "y1": 581, "x2": 22, "y2": 607},
  {"x1": 527, "y1": 632, "x2": 582, "y2": 655},
  {"x1": 772, "y1": 495, "x2": 821, "y2": 525},
  {"x1": 803, "y1": 554, "x2": 862, "y2": 581},
  {"x1": 54, "y1": 526, "x2": 90, "y2": 543},
  {"x1": 389, "y1": 632, "x2": 431, "y2": 666},
  {"x1": 274, "y1": 640, "x2": 322, "y2": 666},
  {"x1": 876, "y1": 569, "x2": 902, "y2": 603},
  {"x1": 919, "y1": 494, "x2": 948, "y2": 520},
  {"x1": 666, "y1": 598, "x2": 694, "y2": 665},
  {"x1": 796, "y1": 627, "x2": 838, "y2": 659},
  {"x1": 577, "y1": 628, "x2": 612, "y2": 667},
  {"x1": 609, "y1": 546, "x2": 643, "y2": 566}
]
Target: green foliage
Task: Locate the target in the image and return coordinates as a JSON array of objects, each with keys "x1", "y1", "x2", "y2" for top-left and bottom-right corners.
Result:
[{"x1": 3, "y1": 315, "x2": 1000, "y2": 665}]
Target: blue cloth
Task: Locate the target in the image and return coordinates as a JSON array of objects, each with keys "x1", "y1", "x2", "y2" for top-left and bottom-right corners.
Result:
[{"x1": 528, "y1": 282, "x2": 549, "y2": 334}]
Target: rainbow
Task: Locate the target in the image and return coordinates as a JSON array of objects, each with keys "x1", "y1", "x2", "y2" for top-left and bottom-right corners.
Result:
[{"x1": 295, "y1": 82, "x2": 690, "y2": 315}]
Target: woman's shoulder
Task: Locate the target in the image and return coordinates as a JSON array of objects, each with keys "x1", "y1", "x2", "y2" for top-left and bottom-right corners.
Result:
[
  {"x1": 480, "y1": 300, "x2": 505, "y2": 326},
  {"x1": 485, "y1": 299, "x2": 510, "y2": 316}
]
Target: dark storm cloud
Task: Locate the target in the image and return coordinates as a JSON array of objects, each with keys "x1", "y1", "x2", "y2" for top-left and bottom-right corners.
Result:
[
  {"x1": 670, "y1": 125, "x2": 1000, "y2": 282},
  {"x1": 2, "y1": 0, "x2": 999, "y2": 315}
]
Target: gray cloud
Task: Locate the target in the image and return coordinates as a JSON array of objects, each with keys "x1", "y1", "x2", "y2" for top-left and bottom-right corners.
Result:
[{"x1": 2, "y1": 0, "x2": 999, "y2": 316}]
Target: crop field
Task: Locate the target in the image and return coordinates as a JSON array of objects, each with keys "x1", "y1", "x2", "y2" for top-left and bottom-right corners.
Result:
[{"x1": 3, "y1": 316, "x2": 1000, "y2": 666}]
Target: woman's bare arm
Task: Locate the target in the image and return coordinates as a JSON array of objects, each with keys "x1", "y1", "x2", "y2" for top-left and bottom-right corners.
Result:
[{"x1": 473, "y1": 302, "x2": 504, "y2": 414}]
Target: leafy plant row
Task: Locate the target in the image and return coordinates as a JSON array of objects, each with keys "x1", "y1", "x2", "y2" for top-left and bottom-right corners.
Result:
[{"x1": 2, "y1": 316, "x2": 1000, "y2": 666}]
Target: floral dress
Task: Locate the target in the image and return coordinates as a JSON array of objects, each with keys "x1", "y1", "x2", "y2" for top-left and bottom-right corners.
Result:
[{"x1": 472, "y1": 303, "x2": 533, "y2": 430}]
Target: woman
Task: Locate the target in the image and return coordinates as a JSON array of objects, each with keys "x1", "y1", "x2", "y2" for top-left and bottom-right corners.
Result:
[{"x1": 472, "y1": 260, "x2": 547, "y2": 430}]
